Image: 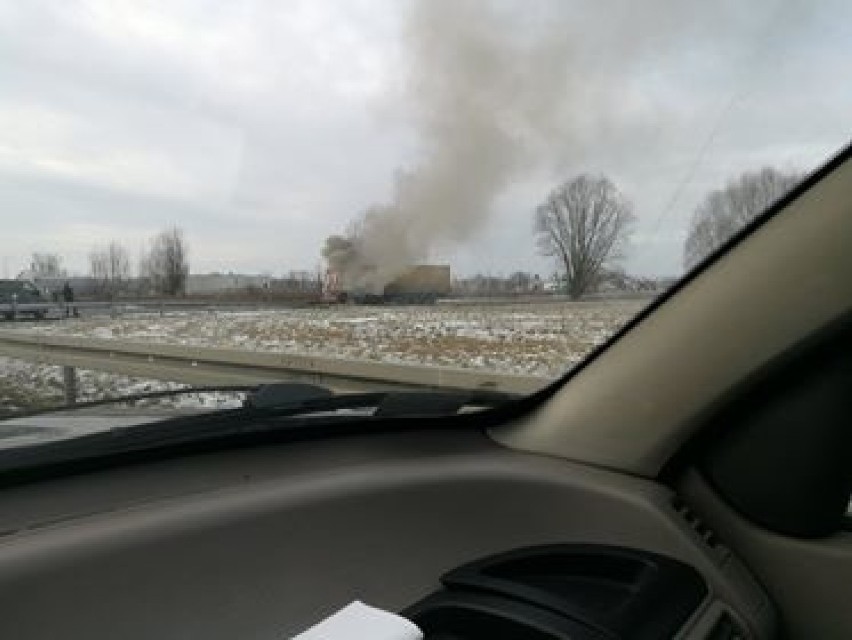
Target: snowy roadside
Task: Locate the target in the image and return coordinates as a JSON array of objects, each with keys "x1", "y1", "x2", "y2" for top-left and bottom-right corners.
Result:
[
  {"x1": 0, "y1": 300, "x2": 644, "y2": 413},
  {"x1": 10, "y1": 301, "x2": 643, "y2": 376},
  {"x1": 0, "y1": 357, "x2": 245, "y2": 416}
]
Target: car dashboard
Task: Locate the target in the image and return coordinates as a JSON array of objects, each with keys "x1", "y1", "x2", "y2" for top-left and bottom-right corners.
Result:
[{"x1": 0, "y1": 429, "x2": 773, "y2": 639}]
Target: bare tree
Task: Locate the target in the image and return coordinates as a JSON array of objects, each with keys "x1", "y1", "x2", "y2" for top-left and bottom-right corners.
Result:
[
  {"x1": 88, "y1": 249, "x2": 108, "y2": 288},
  {"x1": 136, "y1": 249, "x2": 153, "y2": 296},
  {"x1": 147, "y1": 227, "x2": 189, "y2": 296},
  {"x1": 30, "y1": 253, "x2": 66, "y2": 278},
  {"x1": 108, "y1": 242, "x2": 130, "y2": 285},
  {"x1": 89, "y1": 242, "x2": 129, "y2": 295},
  {"x1": 535, "y1": 174, "x2": 635, "y2": 300},
  {"x1": 684, "y1": 167, "x2": 800, "y2": 270}
]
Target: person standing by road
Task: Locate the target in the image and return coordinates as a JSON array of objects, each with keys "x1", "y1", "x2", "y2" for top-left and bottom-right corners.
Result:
[{"x1": 62, "y1": 281, "x2": 78, "y2": 318}]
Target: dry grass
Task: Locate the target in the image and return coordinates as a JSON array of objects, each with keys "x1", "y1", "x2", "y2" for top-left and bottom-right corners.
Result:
[{"x1": 14, "y1": 299, "x2": 648, "y2": 377}]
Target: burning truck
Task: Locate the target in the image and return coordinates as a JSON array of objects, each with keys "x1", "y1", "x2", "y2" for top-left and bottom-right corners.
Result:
[
  {"x1": 324, "y1": 264, "x2": 451, "y2": 305},
  {"x1": 322, "y1": 232, "x2": 450, "y2": 304}
]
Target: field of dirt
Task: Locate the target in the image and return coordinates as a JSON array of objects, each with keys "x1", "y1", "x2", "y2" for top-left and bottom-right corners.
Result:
[{"x1": 0, "y1": 299, "x2": 647, "y2": 413}]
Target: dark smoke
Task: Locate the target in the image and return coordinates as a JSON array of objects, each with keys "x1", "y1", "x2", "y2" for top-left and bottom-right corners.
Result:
[
  {"x1": 324, "y1": 0, "x2": 580, "y2": 291},
  {"x1": 323, "y1": 0, "x2": 810, "y2": 291}
]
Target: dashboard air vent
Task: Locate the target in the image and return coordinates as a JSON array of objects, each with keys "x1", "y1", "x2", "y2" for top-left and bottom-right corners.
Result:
[{"x1": 671, "y1": 495, "x2": 728, "y2": 557}]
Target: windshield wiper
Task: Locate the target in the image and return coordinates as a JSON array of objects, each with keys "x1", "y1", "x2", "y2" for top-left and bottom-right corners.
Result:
[
  {"x1": 241, "y1": 383, "x2": 513, "y2": 418},
  {"x1": 0, "y1": 384, "x2": 518, "y2": 483},
  {"x1": 5, "y1": 382, "x2": 509, "y2": 420}
]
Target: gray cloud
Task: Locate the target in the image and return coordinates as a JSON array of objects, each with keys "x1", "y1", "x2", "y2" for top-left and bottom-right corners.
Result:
[{"x1": 1, "y1": 0, "x2": 850, "y2": 279}]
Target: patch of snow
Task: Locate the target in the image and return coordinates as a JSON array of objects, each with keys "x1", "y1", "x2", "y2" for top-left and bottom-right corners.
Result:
[{"x1": 2, "y1": 300, "x2": 646, "y2": 412}]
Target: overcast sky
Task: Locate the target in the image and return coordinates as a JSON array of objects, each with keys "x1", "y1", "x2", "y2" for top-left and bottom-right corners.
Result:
[{"x1": 1, "y1": 0, "x2": 850, "y2": 279}]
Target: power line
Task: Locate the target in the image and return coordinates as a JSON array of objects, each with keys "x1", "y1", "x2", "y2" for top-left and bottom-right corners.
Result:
[{"x1": 646, "y1": 0, "x2": 795, "y2": 240}]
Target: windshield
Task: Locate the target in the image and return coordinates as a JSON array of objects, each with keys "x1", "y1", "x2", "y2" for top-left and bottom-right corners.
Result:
[{"x1": 0, "y1": 1, "x2": 849, "y2": 439}]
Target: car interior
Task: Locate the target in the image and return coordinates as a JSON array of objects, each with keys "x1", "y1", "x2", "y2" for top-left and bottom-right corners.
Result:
[{"x1": 0, "y1": 145, "x2": 849, "y2": 638}]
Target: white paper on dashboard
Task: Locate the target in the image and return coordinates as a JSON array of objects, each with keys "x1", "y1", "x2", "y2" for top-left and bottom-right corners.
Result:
[{"x1": 292, "y1": 600, "x2": 423, "y2": 640}]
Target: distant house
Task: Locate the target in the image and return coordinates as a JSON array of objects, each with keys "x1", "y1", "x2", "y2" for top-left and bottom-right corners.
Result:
[{"x1": 542, "y1": 279, "x2": 562, "y2": 293}]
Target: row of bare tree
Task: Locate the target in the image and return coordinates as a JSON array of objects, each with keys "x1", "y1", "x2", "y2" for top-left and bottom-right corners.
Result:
[
  {"x1": 89, "y1": 227, "x2": 189, "y2": 296},
  {"x1": 88, "y1": 242, "x2": 130, "y2": 294},
  {"x1": 533, "y1": 167, "x2": 800, "y2": 299},
  {"x1": 30, "y1": 168, "x2": 797, "y2": 302},
  {"x1": 682, "y1": 167, "x2": 800, "y2": 270},
  {"x1": 27, "y1": 227, "x2": 189, "y2": 297},
  {"x1": 28, "y1": 253, "x2": 67, "y2": 279}
]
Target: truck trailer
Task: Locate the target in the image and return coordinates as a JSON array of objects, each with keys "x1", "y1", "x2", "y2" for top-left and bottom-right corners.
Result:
[{"x1": 327, "y1": 265, "x2": 451, "y2": 304}]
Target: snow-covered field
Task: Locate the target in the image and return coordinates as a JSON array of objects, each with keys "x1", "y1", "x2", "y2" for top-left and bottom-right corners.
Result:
[
  {"x1": 0, "y1": 300, "x2": 645, "y2": 413},
  {"x1": 0, "y1": 357, "x2": 245, "y2": 416}
]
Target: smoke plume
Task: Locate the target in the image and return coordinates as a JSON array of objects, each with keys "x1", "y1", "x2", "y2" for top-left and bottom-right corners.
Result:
[
  {"x1": 323, "y1": 0, "x2": 580, "y2": 291},
  {"x1": 323, "y1": 0, "x2": 808, "y2": 291}
]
